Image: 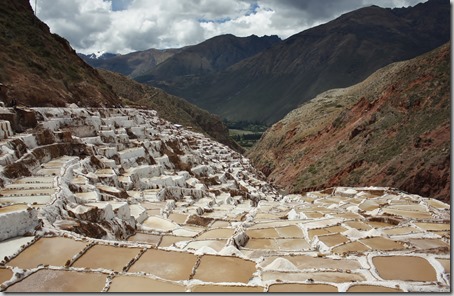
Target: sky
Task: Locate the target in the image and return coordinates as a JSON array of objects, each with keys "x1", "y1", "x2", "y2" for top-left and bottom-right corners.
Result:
[{"x1": 30, "y1": 0, "x2": 426, "y2": 55}]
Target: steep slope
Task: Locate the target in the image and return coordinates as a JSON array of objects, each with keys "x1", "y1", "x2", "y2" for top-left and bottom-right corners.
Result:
[
  {"x1": 79, "y1": 48, "x2": 182, "y2": 78},
  {"x1": 145, "y1": 0, "x2": 449, "y2": 124},
  {"x1": 0, "y1": 0, "x2": 119, "y2": 107},
  {"x1": 248, "y1": 43, "x2": 450, "y2": 202},
  {"x1": 98, "y1": 70, "x2": 243, "y2": 153}
]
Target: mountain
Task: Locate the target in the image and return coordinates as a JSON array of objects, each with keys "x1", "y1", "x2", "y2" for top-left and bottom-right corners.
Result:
[
  {"x1": 79, "y1": 48, "x2": 182, "y2": 78},
  {"x1": 98, "y1": 69, "x2": 244, "y2": 152},
  {"x1": 248, "y1": 43, "x2": 450, "y2": 202},
  {"x1": 78, "y1": 51, "x2": 119, "y2": 61},
  {"x1": 82, "y1": 34, "x2": 281, "y2": 86},
  {"x1": 0, "y1": 0, "x2": 120, "y2": 107},
  {"x1": 135, "y1": 34, "x2": 281, "y2": 83},
  {"x1": 142, "y1": 0, "x2": 450, "y2": 124}
]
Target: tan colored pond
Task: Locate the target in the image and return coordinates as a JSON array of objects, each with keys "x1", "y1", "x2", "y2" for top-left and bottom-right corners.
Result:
[
  {"x1": 332, "y1": 212, "x2": 363, "y2": 220},
  {"x1": 0, "y1": 268, "x2": 13, "y2": 284},
  {"x1": 169, "y1": 213, "x2": 188, "y2": 224},
  {"x1": 347, "y1": 285, "x2": 403, "y2": 292},
  {"x1": 185, "y1": 240, "x2": 226, "y2": 252},
  {"x1": 344, "y1": 221, "x2": 372, "y2": 231},
  {"x1": 382, "y1": 208, "x2": 432, "y2": 219},
  {"x1": 5, "y1": 269, "x2": 107, "y2": 292},
  {"x1": 196, "y1": 228, "x2": 234, "y2": 240},
  {"x1": 127, "y1": 233, "x2": 161, "y2": 246},
  {"x1": 129, "y1": 249, "x2": 197, "y2": 281},
  {"x1": 387, "y1": 204, "x2": 427, "y2": 212},
  {"x1": 278, "y1": 255, "x2": 362, "y2": 270},
  {"x1": 318, "y1": 234, "x2": 349, "y2": 247},
  {"x1": 359, "y1": 200, "x2": 380, "y2": 211},
  {"x1": 408, "y1": 238, "x2": 450, "y2": 250},
  {"x1": 7, "y1": 237, "x2": 87, "y2": 269},
  {"x1": 332, "y1": 241, "x2": 370, "y2": 255},
  {"x1": 191, "y1": 285, "x2": 264, "y2": 292},
  {"x1": 271, "y1": 225, "x2": 300, "y2": 237},
  {"x1": 277, "y1": 239, "x2": 310, "y2": 251},
  {"x1": 383, "y1": 226, "x2": 421, "y2": 235},
  {"x1": 245, "y1": 238, "x2": 279, "y2": 250},
  {"x1": 210, "y1": 220, "x2": 230, "y2": 228},
  {"x1": 140, "y1": 201, "x2": 167, "y2": 210},
  {"x1": 254, "y1": 213, "x2": 282, "y2": 221},
  {"x1": 302, "y1": 211, "x2": 325, "y2": 219},
  {"x1": 304, "y1": 218, "x2": 345, "y2": 229},
  {"x1": 367, "y1": 221, "x2": 395, "y2": 228},
  {"x1": 193, "y1": 255, "x2": 256, "y2": 283},
  {"x1": 308, "y1": 228, "x2": 331, "y2": 240},
  {"x1": 108, "y1": 275, "x2": 186, "y2": 292},
  {"x1": 246, "y1": 228, "x2": 279, "y2": 238},
  {"x1": 72, "y1": 244, "x2": 141, "y2": 271},
  {"x1": 372, "y1": 256, "x2": 437, "y2": 281},
  {"x1": 146, "y1": 209, "x2": 161, "y2": 216},
  {"x1": 268, "y1": 283, "x2": 338, "y2": 293},
  {"x1": 359, "y1": 237, "x2": 405, "y2": 251},
  {"x1": 262, "y1": 271, "x2": 365, "y2": 283},
  {"x1": 414, "y1": 222, "x2": 450, "y2": 232}
]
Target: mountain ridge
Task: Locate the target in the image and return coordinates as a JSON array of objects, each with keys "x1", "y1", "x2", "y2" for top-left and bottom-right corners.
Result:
[{"x1": 136, "y1": 0, "x2": 450, "y2": 124}]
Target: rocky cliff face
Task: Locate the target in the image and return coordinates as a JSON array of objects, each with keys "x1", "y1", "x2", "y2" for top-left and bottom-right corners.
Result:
[{"x1": 248, "y1": 43, "x2": 450, "y2": 202}]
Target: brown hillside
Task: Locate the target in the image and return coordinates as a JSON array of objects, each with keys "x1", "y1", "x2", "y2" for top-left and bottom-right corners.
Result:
[
  {"x1": 248, "y1": 43, "x2": 450, "y2": 202},
  {"x1": 0, "y1": 0, "x2": 119, "y2": 107}
]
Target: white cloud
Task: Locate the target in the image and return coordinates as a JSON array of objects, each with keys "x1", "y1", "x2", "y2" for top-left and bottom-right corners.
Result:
[{"x1": 31, "y1": 0, "x2": 426, "y2": 54}]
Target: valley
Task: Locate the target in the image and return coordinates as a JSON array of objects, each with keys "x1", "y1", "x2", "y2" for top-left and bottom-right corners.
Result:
[{"x1": 0, "y1": 0, "x2": 450, "y2": 292}]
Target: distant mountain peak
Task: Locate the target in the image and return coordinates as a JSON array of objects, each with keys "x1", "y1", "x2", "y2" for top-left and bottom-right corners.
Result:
[{"x1": 83, "y1": 51, "x2": 119, "y2": 60}]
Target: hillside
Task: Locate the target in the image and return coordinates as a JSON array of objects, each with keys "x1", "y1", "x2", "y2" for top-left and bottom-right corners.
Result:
[
  {"x1": 142, "y1": 0, "x2": 450, "y2": 124},
  {"x1": 0, "y1": 0, "x2": 119, "y2": 107},
  {"x1": 248, "y1": 43, "x2": 450, "y2": 202},
  {"x1": 98, "y1": 70, "x2": 243, "y2": 152}
]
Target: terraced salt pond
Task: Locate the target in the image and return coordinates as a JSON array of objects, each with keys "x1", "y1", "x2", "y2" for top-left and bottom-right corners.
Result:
[{"x1": 0, "y1": 107, "x2": 449, "y2": 292}]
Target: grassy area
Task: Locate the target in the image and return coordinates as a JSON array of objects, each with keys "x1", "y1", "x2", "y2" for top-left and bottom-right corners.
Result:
[
  {"x1": 229, "y1": 129, "x2": 255, "y2": 136},
  {"x1": 229, "y1": 129, "x2": 264, "y2": 149}
]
